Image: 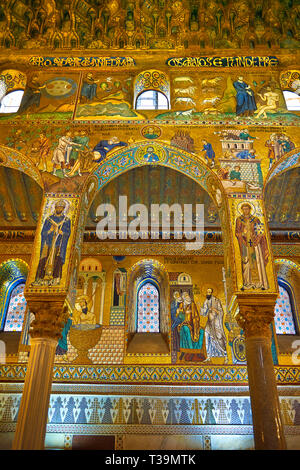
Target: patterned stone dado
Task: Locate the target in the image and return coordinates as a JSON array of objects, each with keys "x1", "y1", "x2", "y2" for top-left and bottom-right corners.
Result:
[{"x1": 0, "y1": 393, "x2": 300, "y2": 429}]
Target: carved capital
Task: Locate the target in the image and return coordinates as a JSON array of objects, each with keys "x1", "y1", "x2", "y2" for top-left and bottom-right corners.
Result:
[
  {"x1": 235, "y1": 293, "x2": 278, "y2": 339},
  {"x1": 236, "y1": 305, "x2": 275, "y2": 339},
  {"x1": 28, "y1": 300, "x2": 68, "y2": 340}
]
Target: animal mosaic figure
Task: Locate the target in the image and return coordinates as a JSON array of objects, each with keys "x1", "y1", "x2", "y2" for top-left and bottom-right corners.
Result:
[
  {"x1": 173, "y1": 77, "x2": 194, "y2": 84},
  {"x1": 174, "y1": 97, "x2": 196, "y2": 106},
  {"x1": 174, "y1": 86, "x2": 197, "y2": 96}
]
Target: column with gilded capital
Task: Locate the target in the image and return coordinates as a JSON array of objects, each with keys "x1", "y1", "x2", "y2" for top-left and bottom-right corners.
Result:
[
  {"x1": 236, "y1": 295, "x2": 286, "y2": 450},
  {"x1": 12, "y1": 300, "x2": 67, "y2": 450},
  {"x1": 12, "y1": 190, "x2": 92, "y2": 450}
]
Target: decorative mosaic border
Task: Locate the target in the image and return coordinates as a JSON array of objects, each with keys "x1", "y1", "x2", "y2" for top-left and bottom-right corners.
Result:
[
  {"x1": 1, "y1": 382, "x2": 300, "y2": 397},
  {"x1": 1, "y1": 364, "x2": 300, "y2": 385},
  {"x1": 0, "y1": 241, "x2": 299, "y2": 257}
]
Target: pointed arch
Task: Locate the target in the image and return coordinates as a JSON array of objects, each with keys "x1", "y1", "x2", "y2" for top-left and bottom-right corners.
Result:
[
  {"x1": 125, "y1": 259, "x2": 170, "y2": 360},
  {"x1": 0, "y1": 258, "x2": 29, "y2": 330}
]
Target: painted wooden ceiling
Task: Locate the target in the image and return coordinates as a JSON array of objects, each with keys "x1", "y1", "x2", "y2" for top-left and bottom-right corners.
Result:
[{"x1": 0, "y1": 0, "x2": 299, "y2": 51}]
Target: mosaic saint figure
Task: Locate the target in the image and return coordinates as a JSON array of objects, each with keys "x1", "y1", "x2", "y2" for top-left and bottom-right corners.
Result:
[
  {"x1": 143, "y1": 146, "x2": 160, "y2": 162},
  {"x1": 235, "y1": 203, "x2": 269, "y2": 290},
  {"x1": 201, "y1": 288, "x2": 228, "y2": 362},
  {"x1": 201, "y1": 140, "x2": 215, "y2": 167},
  {"x1": 177, "y1": 291, "x2": 207, "y2": 362},
  {"x1": 233, "y1": 76, "x2": 257, "y2": 116},
  {"x1": 18, "y1": 74, "x2": 46, "y2": 113},
  {"x1": 35, "y1": 200, "x2": 71, "y2": 286},
  {"x1": 72, "y1": 294, "x2": 96, "y2": 325},
  {"x1": 113, "y1": 270, "x2": 126, "y2": 307},
  {"x1": 81, "y1": 73, "x2": 99, "y2": 102},
  {"x1": 56, "y1": 316, "x2": 72, "y2": 356},
  {"x1": 171, "y1": 291, "x2": 184, "y2": 354}
]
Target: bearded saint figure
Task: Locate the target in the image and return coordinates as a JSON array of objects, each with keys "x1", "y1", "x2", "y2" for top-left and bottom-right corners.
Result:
[{"x1": 235, "y1": 203, "x2": 269, "y2": 290}]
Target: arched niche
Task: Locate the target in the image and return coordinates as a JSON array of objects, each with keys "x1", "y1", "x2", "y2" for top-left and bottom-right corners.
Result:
[
  {"x1": 280, "y1": 69, "x2": 300, "y2": 111},
  {"x1": 125, "y1": 259, "x2": 170, "y2": 361},
  {"x1": 0, "y1": 69, "x2": 27, "y2": 114},
  {"x1": 0, "y1": 258, "x2": 29, "y2": 355},
  {"x1": 133, "y1": 70, "x2": 170, "y2": 110}
]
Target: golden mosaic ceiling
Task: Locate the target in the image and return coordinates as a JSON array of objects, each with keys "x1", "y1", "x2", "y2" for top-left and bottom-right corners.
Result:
[{"x1": 0, "y1": 0, "x2": 299, "y2": 51}]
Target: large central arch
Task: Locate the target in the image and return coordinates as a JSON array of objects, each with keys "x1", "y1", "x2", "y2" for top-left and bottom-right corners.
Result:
[
  {"x1": 92, "y1": 141, "x2": 224, "y2": 202},
  {"x1": 87, "y1": 140, "x2": 236, "y2": 304}
]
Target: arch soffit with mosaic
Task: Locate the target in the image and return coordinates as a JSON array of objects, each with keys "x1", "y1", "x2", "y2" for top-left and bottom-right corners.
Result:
[
  {"x1": 0, "y1": 144, "x2": 44, "y2": 190},
  {"x1": 264, "y1": 146, "x2": 300, "y2": 192},
  {"x1": 0, "y1": 258, "x2": 29, "y2": 323},
  {"x1": 275, "y1": 258, "x2": 300, "y2": 277},
  {"x1": 90, "y1": 141, "x2": 227, "y2": 213}
]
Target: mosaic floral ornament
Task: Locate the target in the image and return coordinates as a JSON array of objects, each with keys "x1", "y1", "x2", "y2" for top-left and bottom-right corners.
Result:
[
  {"x1": 280, "y1": 70, "x2": 300, "y2": 91},
  {"x1": 135, "y1": 70, "x2": 169, "y2": 95}
]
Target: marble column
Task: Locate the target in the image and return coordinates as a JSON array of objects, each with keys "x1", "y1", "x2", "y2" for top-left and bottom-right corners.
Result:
[
  {"x1": 236, "y1": 294, "x2": 286, "y2": 450},
  {"x1": 12, "y1": 300, "x2": 67, "y2": 450}
]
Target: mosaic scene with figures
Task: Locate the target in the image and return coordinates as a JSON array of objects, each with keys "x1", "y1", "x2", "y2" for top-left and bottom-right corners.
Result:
[{"x1": 0, "y1": 0, "x2": 299, "y2": 453}]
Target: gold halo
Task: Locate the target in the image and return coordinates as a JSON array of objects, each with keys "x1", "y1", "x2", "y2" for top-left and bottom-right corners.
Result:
[
  {"x1": 199, "y1": 282, "x2": 220, "y2": 297},
  {"x1": 237, "y1": 200, "x2": 256, "y2": 217}
]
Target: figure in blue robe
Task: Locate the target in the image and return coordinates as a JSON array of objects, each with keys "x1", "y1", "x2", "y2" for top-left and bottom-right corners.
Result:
[
  {"x1": 35, "y1": 200, "x2": 71, "y2": 284},
  {"x1": 56, "y1": 317, "x2": 72, "y2": 355},
  {"x1": 93, "y1": 137, "x2": 128, "y2": 162},
  {"x1": 235, "y1": 149, "x2": 256, "y2": 159},
  {"x1": 143, "y1": 146, "x2": 160, "y2": 162},
  {"x1": 233, "y1": 77, "x2": 257, "y2": 116},
  {"x1": 201, "y1": 140, "x2": 215, "y2": 167},
  {"x1": 81, "y1": 73, "x2": 99, "y2": 101},
  {"x1": 171, "y1": 292, "x2": 184, "y2": 353},
  {"x1": 18, "y1": 76, "x2": 46, "y2": 114}
]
